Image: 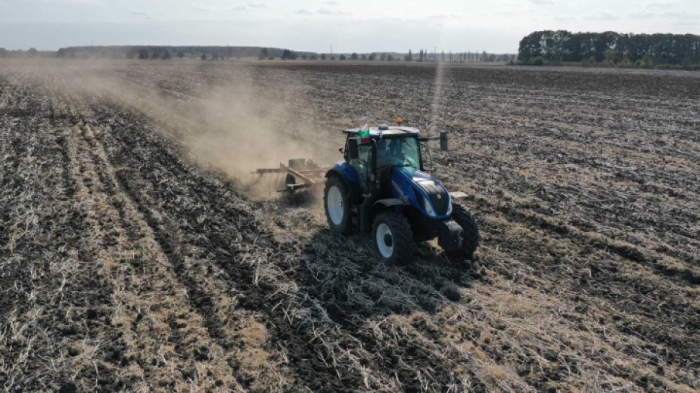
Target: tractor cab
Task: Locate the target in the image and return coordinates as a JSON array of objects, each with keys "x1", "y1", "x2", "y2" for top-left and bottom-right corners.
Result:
[
  {"x1": 324, "y1": 122, "x2": 480, "y2": 265},
  {"x1": 342, "y1": 125, "x2": 423, "y2": 196}
]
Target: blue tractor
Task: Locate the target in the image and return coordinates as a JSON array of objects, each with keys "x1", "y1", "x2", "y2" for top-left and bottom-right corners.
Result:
[{"x1": 324, "y1": 124, "x2": 479, "y2": 264}]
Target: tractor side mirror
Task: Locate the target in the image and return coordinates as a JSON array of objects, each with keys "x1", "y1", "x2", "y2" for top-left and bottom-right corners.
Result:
[{"x1": 347, "y1": 138, "x2": 359, "y2": 160}]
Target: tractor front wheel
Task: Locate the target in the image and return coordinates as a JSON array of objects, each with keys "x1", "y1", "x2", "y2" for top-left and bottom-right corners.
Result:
[
  {"x1": 451, "y1": 203, "x2": 480, "y2": 260},
  {"x1": 324, "y1": 176, "x2": 351, "y2": 234},
  {"x1": 372, "y1": 211, "x2": 415, "y2": 265}
]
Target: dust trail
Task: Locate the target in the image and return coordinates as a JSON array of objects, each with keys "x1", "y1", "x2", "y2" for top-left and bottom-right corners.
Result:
[
  {"x1": 21, "y1": 60, "x2": 322, "y2": 199},
  {"x1": 429, "y1": 60, "x2": 445, "y2": 133},
  {"x1": 183, "y1": 82, "x2": 318, "y2": 179}
]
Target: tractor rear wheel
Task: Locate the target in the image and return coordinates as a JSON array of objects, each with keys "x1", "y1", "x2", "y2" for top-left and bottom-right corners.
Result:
[
  {"x1": 451, "y1": 203, "x2": 480, "y2": 260},
  {"x1": 324, "y1": 176, "x2": 351, "y2": 234},
  {"x1": 372, "y1": 211, "x2": 415, "y2": 265}
]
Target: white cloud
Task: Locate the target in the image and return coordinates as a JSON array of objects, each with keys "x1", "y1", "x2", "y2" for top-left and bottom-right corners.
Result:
[
  {"x1": 584, "y1": 9, "x2": 617, "y2": 20},
  {"x1": 191, "y1": 3, "x2": 248, "y2": 12},
  {"x1": 295, "y1": 8, "x2": 313, "y2": 15},
  {"x1": 428, "y1": 14, "x2": 461, "y2": 20},
  {"x1": 645, "y1": 1, "x2": 680, "y2": 9},
  {"x1": 317, "y1": 7, "x2": 350, "y2": 15},
  {"x1": 248, "y1": 2, "x2": 265, "y2": 8},
  {"x1": 322, "y1": 0, "x2": 340, "y2": 5},
  {"x1": 629, "y1": 10, "x2": 655, "y2": 18},
  {"x1": 531, "y1": 0, "x2": 554, "y2": 4}
]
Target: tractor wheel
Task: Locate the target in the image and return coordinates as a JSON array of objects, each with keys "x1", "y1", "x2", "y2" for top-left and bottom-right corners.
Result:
[
  {"x1": 451, "y1": 203, "x2": 480, "y2": 260},
  {"x1": 324, "y1": 176, "x2": 351, "y2": 234},
  {"x1": 372, "y1": 211, "x2": 415, "y2": 265}
]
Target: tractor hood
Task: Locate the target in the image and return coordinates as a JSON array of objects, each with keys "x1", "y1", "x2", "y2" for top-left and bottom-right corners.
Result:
[{"x1": 391, "y1": 167, "x2": 452, "y2": 219}]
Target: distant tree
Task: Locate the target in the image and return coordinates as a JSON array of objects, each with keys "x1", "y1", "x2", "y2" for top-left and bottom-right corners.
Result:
[
  {"x1": 258, "y1": 48, "x2": 268, "y2": 60},
  {"x1": 330, "y1": 56, "x2": 336, "y2": 60},
  {"x1": 201, "y1": 53, "x2": 207, "y2": 60},
  {"x1": 301, "y1": 53, "x2": 308, "y2": 59},
  {"x1": 350, "y1": 52, "x2": 359, "y2": 60},
  {"x1": 488, "y1": 53, "x2": 496, "y2": 62},
  {"x1": 321, "y1": 53, "x2": 327, "y2": 60},
  {"x1": 138, "y1": 49, "x2": 149, "y2": 59},
  {"x1": 309, "y1": 54, "x2": 318, "y2": 60},
  {"x1": 27, "y1": 48, "x2": 38, "y2": 57},
  {"x1": 481, "y1": 51, "x2": 487, "y2": 62},
  {"x1": 405, "y1": 49, "x2": 413, "y2": 61},
  {"x1": 56, "y1": 48, "x2": 66, "y2": 58},
  {"x1": 368, "y1": 53, "x2": 376, "y2": 60},
  {"x1": 441, "y1": 51, "x2": 445, "y2": 62},
  {"x1": 387, "y1": 54, "x2": 395, "y2": 61},
  {"x1": 151, "y1": 50, "x2": 160, "y2": 59},
  {"x1": 361, "y1": 54, "x2": 367, "y2": 60},
  {"x1": 161, "y1": 51, "x2": 171, "y2": 60},
  {"x1": 339, "y1": 54, "x2": 347, "y2": 60},
  {"x1": 212, "y1": 53, "x2": 220, "y2": 60},
  {"x1": 177, "y1": 51, "x2": 185, "y2": 59},
  {"x1": 281, "y1": 49, "x2": 292, "y2": 60},
  {"x1": 380, "y1": 53, "x2": 387, "y2": 61}
]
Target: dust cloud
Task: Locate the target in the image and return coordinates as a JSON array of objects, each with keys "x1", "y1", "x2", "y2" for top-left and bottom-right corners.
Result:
[
  {"x1": 16, "y1": 60, "x2": 321, "y2": 199},
  {"x1": 181, "y1": 82, "x2": 319, "y2": 195}
]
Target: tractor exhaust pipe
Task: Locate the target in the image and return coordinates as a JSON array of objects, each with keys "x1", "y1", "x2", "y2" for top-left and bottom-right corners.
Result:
[{"x1": 440, "y1": 131, "x2": 448, "y2": 152}]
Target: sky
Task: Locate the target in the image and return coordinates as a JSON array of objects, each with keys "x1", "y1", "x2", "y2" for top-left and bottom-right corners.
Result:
[{"x1": 0, "y1": 0, "x2": 698, "y2": 53}]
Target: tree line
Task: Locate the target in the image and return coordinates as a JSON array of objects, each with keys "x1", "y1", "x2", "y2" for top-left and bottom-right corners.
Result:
[
  {"x1": 1, "y1": 45, "x2": 516, "y2": 63},
  {"x1": 54, "y1": 46, "x2": 310, "y2": 60},
  {"x1": 518, "y1": 30, "x2": 700, "y2": 68},
  {"x1": 262, "y1": 48, "x2": 514, "y2": 62}
]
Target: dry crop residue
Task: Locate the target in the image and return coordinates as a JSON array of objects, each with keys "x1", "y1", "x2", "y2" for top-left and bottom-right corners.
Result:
[{"x1": 0, "y1": 59, "x2": 698, "y2": 392}]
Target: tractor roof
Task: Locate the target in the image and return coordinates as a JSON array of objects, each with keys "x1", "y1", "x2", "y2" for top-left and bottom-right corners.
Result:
[{"x1": 342, "y1": 126, "x2": 421, "y2": 138}]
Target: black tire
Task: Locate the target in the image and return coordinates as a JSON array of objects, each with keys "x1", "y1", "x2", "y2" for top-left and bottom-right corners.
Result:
[
  {"x1": 324, "y1": 176, "x2": 351, "y2": 234},
  {"x1": 372, "y1": 211, "x2": 415, "y2": 265},
  {"x1": 451, "y1": 203, "x2": 480, "y2": 260},
  {"x1": 285, "y1": 173, "x2": 296, "y2": 190}
]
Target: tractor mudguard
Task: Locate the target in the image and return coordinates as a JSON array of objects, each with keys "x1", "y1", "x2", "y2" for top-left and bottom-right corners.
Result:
[
  {"x1": 373, "y1": 198, "x2": 405, "y2": 209},
  {"x1": 369, "y1": 198, "x2": 407, "y2": 226},
  {"x1": 327, "y1": 162, "x2": 358, "y2": 182},
  {"x1": 326, "y1": 163, "x2": 361, "y2": 204}
]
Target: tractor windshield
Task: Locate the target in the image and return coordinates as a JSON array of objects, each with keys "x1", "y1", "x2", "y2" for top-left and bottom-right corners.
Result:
[{"x1": 376, "y1": 137, "x2": 421, "y2": 170}]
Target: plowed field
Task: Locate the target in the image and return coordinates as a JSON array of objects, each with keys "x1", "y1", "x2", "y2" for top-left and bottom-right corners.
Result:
[{"x1": 1, "y1": 59, "x2": 698, "y2": 392}]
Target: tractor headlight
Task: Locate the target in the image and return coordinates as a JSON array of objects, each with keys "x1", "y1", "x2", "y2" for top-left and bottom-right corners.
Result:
[{"x1": 424, "y1": 198, "x2": 436, "y2": 217}]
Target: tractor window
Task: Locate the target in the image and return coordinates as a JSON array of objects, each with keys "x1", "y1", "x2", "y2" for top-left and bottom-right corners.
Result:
[{"x1": 376, "y1": 137, "x2": 421, "y2": 170}]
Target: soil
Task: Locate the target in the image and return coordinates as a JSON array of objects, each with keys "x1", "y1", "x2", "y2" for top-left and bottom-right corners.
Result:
[{"x1": 0, "y1": 59, "x2": 698, "y2": 392}]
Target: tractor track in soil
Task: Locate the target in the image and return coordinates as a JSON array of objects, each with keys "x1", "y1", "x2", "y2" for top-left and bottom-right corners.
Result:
[{"x1": 1, "y1": 60, "x2": 699, "y2": 392}]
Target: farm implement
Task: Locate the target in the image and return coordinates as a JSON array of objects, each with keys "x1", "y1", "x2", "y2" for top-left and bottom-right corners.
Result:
[{"x1": 255, "y1": 120, "x2": 479, "y2": 264}]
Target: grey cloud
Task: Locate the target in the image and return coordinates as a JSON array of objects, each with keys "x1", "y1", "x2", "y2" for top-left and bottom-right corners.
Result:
[
  {"x1": 248, "y1": 2, "x2": 265, "y2": 8},
  {"x1": 130, "y1": 11, "x2": 153, "y2": 19},
  {"x1": 630, "y1": 9, "x2": 699, "y2": 20},
  {"x1": 662, "y1": 10, "x2": 699, "y2": 20},
  {"x1": 295, "y1": 8, "x2": 313, "y2": 15}
]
